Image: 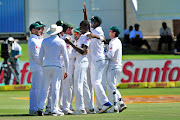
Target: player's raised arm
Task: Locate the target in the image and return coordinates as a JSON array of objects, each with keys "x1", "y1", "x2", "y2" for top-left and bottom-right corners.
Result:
[{"x1": 83, "y1": 3, "x2": 88, "y2": 21}]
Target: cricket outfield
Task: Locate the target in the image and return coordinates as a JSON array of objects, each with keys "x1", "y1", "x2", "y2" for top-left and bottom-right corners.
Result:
[{"x1": 0, "y1": 88, "x2": 180, "y2": 120}]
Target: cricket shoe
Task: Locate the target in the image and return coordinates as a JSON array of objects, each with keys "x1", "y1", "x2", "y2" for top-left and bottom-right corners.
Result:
[
  {"x1": 114, "y1": 106, "x2": 119, "y2": 113},
  {"x1": 86, "y1": 108, "x2": 96, "y2": 114},
  {"x1": 44, "y1": 107, "x2": 51, "y2": 115},
  {"x1": 37, "y1": 109, "x2": 44, "y2": 116},
  {"x1": 73, "y1": 110, "x2": 87, "y2": 115},
  {"x1": 99, "y1": 102, "x2": 113, "y2": 113},
  {"x1": 119, "y1": 103, "x2": 127, "y2": 113},
  {"x1": 63, "y1": 110, "x2": 74, "y2": 115},
  {"x1": 51, "y1": 111, "x2": 64, "y2": 116}
]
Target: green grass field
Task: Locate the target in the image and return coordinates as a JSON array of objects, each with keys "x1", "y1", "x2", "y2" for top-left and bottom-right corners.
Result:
[
  {"x1": 0, "y1": 88, "x2": 180, "y2": 120},
  {"x1": 0, "y1": 43, "x2": 180, "y2": 62}
]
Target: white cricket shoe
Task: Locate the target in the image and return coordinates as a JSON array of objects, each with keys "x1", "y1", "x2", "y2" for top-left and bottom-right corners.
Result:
[
  {"x1": 73, "y1": 110, "x2": 87, "y2": 115},
  {"x1": 86, "y1": 108, "x2": 96, "y2": 114},
  {"x1": 51, "y1": 111, "x2": 64, "y2": 116},
  {"x1": 63, "y1": 110, "x2": 74, "y2": 115},
  {"x1": 114, "y1": 106, "x2": 119, "y2": 113},
  {"x1": 99, "y1": 102, "x2": 113, "y2": 113},
  {"x1": 119, "y1": 103, "x2": 127, "y2": 113}
]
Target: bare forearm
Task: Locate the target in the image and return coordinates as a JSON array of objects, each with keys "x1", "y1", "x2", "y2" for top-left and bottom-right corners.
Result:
[{"x1": 69, "y1": 42, "x2": 84, "y2": 55}]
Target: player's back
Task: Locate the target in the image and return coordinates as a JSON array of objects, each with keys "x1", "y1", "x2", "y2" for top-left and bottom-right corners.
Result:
[{"x1": 42, "y1": 35, "x2": 66, "y2": 67}]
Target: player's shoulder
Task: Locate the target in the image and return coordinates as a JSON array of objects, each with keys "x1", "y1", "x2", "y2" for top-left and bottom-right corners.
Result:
[{"x1": 93, "y1": 27, "x2": 104, "y2": 35}]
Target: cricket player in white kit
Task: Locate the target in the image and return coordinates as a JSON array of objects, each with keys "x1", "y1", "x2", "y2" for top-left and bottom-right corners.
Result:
[
  {"x1": 83, "y1": 3, "x2": 113, "y2": 113},
  {"x1": 65, "y1": 20, "x2": 91, "y2": 115},
  {"x1": 28, "y1": 23, "x2": 44, "y2": 114},
  {"x1": 106, "y1": 26, "x2": 127, "y2": 113},
  {"x1": 37, "y1": 24, "x2": 69, "y2": 116}
]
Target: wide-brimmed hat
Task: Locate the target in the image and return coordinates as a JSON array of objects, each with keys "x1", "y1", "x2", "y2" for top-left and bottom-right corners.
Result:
[{"x1": 46, "y1": 24, "x2": 63, "y2": 35}]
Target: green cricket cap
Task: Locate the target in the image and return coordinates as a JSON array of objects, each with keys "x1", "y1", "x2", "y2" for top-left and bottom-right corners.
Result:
[
  {"x1": 36, "y1": 21, "x2": 46, "y2": 27},
  {"x1": 29, "y1": 23, "x2": 43, "y2": 31},
  {"x1": 109, "y1": 26, "x2": 121, "y2": 35},
  {"x1": 74, "y1": 28, "x2": 80, "y2": 33},
  {"x1": 91, "y1": 16, "x2": 102, "y2": 24},
  {"x1": 56, "y1": 20, "x2": 64, "y2": 26}
]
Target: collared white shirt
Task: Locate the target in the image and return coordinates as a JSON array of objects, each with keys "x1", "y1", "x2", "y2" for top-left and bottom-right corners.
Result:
[
  {"x1": 89, "y1": 26, "x2": 105, "y2": 61},
  {"x1": 160, "y1": 27, "x2": 172, "y2": 36},
  {"x1": 75, "y1": 32, "x2": 90, "y2": 64},
  {"x1": 106, "y1": 37, "x2": 122, "y2": 66},
  {"x1": 28, "y1": 34, "x2": 43, "y2": 72},
  {"x1": 130, "y1": 29, "x2": 143, "y2": 39},
  {"x1": 39, "y1": 35, "x2": 69, "y2": 73}
]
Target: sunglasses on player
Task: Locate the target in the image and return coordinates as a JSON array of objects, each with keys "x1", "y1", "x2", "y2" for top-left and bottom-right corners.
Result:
[{"x1": 74, "y1": 32, "x2": 80, "y2": 35}]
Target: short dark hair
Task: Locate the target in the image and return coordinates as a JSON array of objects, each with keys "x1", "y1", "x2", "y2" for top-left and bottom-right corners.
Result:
[
  {"x1": 80, "y1": 20, "x2": 90, "y2": 30},
  {"x1": 29, "y1": 24, "x2": 35, "y2": 31}
]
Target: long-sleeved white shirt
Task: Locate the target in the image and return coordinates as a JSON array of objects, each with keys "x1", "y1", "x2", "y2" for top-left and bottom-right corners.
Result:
[
  {"x1": 106, "y1": 37, "x2": 122, "y2": 67},
  {"x1": 39, "y1": 35, "x2": 69, "y2": 73},
  {"x1": 89, "y1": 27, "x2": 105, "y2": 61},
  {"x1": 28, "y1": 34, "x2": 43, "y2": 72}
]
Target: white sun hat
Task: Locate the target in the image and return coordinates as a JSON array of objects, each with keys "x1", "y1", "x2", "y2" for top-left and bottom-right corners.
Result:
[{"x1": 46, "y1": 24, "x2": 63, "y2": 35}]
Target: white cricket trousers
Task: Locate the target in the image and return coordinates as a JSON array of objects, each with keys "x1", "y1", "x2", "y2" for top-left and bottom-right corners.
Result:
[
  {"x1": 38, "y1": 67, "x2": 62, "y2": 113},
  {"x1": 74, "y1": 60, "x2": 89, "y2": 110},
  {"x1": 29, "y1": 70, "x2": 43, "y2": 112},
  {"x1": 84, "y1": 66, "x2": 94, "y2": 110},
  {"x1": 107, "y1": 65, "x2": 122, "y2": 107},
  {"x1": 91, "y1": 58, "x2": 109, "y2": 107},
  {"x1": 62, "y1": 65, "x2": 74, "y2": 111}
]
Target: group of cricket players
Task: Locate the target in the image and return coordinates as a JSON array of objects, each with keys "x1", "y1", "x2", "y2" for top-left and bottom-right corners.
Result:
[{"x1": 28, "y1": 3, "x2": 127, "y2": 116}]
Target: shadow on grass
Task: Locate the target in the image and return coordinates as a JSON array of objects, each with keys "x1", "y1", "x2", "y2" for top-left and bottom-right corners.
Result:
[{"x1": 0, "y1": 114, "x2": 36, "y2": 117}]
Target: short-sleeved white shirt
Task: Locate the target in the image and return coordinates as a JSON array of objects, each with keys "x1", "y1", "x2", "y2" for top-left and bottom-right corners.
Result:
[{"x1": 89, "y1": 26, "x2": 105, "y2": 61}]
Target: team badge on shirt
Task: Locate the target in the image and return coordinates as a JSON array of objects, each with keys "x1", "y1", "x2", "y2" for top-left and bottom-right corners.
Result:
[
  {"x1": 110, "y1": 47, "x2": 112, "y2": 50},
  {"x1": 35, "y1": 46, "x2": 38, "y2": 49}
]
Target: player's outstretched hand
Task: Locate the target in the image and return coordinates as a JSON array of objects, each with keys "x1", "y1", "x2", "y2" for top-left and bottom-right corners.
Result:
[
  {"x1": 64, "y1": 73, "x2": 68, "y2": 80},
  {"x1": 83, "y1": 3, "x2": 87, "y2": 13}
]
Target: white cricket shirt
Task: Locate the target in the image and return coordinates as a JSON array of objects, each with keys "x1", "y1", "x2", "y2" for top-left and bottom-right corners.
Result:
[
  {"x1": 28, "y1": 34, "x2": 43, "y2": 72},
  {"x1": 106, "y1": 37, "x2": 122, "y2": 66}
]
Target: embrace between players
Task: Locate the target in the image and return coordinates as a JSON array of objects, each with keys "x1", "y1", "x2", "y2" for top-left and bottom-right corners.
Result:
[{"x1": 28, "y1": 3, "x2": 127, "y2": 116}]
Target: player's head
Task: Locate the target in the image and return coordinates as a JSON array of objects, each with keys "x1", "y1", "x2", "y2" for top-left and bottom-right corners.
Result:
[
  {"x1": 80, "y1": 20, "x2": 90, "y2": 34},
  {"x1": 62, "y1": 22, "x2": 74, "y2": 35},
  {"x1": 129, "y1": 25, "x2": 133, "y2": 31},
  {"x1": 29, "y1": 23, "x2": 43, "y2": 36},
  {"x1": 91, "y1": 16, "x2": 102, "y2": 28},
  {"x1": 109, "y1": 26, "x2": 121, "y2": 39},
  {"x1": 74, "y1": 28, "x2": 81, "y2": 40},
  {"x1": 36, "y1": 21, "x2": 46, "y2": 35},
  {"x1": 134, "y1": 23, "x2": 140, "y2": 31},
  {"x1": 162, "y1": 22, "x2": 167, "y2": 29}
]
